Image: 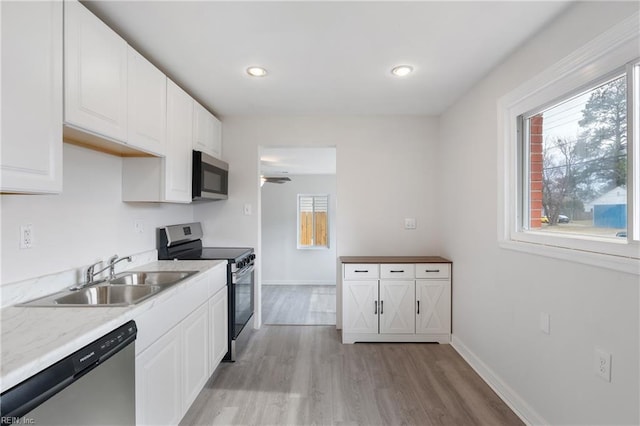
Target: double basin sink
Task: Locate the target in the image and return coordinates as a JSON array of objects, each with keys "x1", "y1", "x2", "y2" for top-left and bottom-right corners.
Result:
[{"x1": 20, "y1": 271, "x2": 198, "y2": 307}]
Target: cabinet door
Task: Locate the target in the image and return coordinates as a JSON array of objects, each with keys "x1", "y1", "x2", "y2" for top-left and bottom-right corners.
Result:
[
  {"x1": 64, "y1": 0, "x2": 127, "y2": 141},
  {"x1": 182, "y1": 302, "x2": 209, "y2": 411},
  {"x1": 343, "y1": 280, "x2": 378, "y2": 334},
  {"x1": 379, "y1": 280, "x2": 415, "y2": 334},
  {"x1": 136, "y1": 325, "x2": 182, "y2": 426},
  {"x1": 1, "y1": 1, "x2": 62, "y2": 193},
  {"x1": 209, "y1": 287, "x2": 228, "y2": 375},
  {"x1": 211, "y1": 114, "x2": 222, "y2": 158},
  {"x1": 127, "y1": 46, "x2": 166, "y2": 155},
  {"x1": 165, "y1": 79, "x2": 193, "y2": 202},
  {"x1": 193, "y1": 101, "x2": 214, "y2": 155},
  {"x1": 416, "y1": 280, "x2": 451, "y2": 335}
]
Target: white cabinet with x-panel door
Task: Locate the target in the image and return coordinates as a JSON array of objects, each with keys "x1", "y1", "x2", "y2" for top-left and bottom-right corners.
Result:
[{"x1": 341, "y1": 257, "x2": 451, "y2": 344}]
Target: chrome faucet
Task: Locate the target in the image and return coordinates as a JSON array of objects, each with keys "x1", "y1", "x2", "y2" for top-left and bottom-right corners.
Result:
[
  {"x1": 106, "y1": 254, "x2": 133, "y2": 280},
  {"x1": 71, "y1": 255, "x2": 132, "y2": 290}
]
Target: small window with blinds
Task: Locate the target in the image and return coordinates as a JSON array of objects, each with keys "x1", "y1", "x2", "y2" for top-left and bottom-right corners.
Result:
[{"x1": 297, "y1": 194, "x2": 329, "y2": 249}]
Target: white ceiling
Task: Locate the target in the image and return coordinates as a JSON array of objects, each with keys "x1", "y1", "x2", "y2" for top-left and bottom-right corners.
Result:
[
  {"x1": 83, "y1": 1, "x2": 572, "y2": 118},
  {"x1": 261, "y1": 147, "x2": 336, "y2": 176}
]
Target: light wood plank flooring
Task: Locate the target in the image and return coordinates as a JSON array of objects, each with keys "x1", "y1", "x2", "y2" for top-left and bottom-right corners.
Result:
[
  {"x1": 180, "y1": 326, "x2": 523, "y2": 426},
  {"x1": 262, "y1": 285, "x2": 336, "y2": 325}
]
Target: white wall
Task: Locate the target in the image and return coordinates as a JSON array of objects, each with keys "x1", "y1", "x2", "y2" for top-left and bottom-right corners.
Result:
[
  {"x1": 194, "y1": 116, "x2": 440, "y2": 327},
  {"x1": 261, "y1": 174, "x2": 337, "y2": 285},
  {"x1": 437, "y1": 2, "x2": 639, "y2": 424},
  {"x1": 1, "y1": 144, "x2": 194, "y2": 286}
]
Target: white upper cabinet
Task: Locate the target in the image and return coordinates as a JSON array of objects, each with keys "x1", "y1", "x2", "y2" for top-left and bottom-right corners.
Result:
[
  {"x1": 165, "y1": 79, "x2": 194, "y2": 203},
  {"x1": 193, "y1": 101, "x2": 222, "y2": 158},
  {"x1": 121, "y1": 80, "x2": 191, "y2": 203},
  {"x1": 1, "y1": 1, "x2": 63, "y2": 193},
  {"x1": 127, "y1": 46, "x2": 167, "y2": 156},
  {"x1": 64, "y1": 0, "x2": 128, "y2": 142},
  {"x1": 211, "y1": 115, "x2": 222, "y2": 158}
]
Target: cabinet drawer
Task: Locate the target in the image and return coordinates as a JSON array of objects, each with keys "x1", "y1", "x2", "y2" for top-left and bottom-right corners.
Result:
[
  {"x1": 380, "y1": 264, "x2": 415, "y2": 279},
  {"x1": 344, "y1": 264, "x2": 379, "y2": 280},
  {"x1": 415, "y1": 263, "x2": 450, "y2": 279}
]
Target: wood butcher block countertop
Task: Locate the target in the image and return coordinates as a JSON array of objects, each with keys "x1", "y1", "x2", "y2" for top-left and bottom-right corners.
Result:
[{"x1": 340, "y1": 256, "x2": 451, "y2": 263}]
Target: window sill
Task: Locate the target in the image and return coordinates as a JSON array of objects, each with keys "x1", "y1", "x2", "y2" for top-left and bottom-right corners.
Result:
[{"x1": 499, "y1": 238, "x2": 640, "y2": 275}]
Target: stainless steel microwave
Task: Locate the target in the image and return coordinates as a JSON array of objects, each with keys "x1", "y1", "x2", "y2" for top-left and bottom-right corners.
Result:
[{"x1": 192, "y1": 150, "x2": 228, "y2": 201}]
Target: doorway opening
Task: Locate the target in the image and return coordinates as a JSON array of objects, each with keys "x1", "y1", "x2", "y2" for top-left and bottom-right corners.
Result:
[{"x1": 259, "y1": 147, "x2": 337, "y2": 325}]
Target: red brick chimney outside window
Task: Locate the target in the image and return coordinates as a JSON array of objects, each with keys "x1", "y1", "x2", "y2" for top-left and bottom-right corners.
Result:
[{"x1": 529, "y1": 114, "x2": 544, "y2": 229}]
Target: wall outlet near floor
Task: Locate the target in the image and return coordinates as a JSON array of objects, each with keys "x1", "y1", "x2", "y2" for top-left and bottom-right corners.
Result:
[
  {"x1": 20, "y1": 224, "x2": 33, "y2": 249},
  {"x1": 404, "y1": 218, "x2": 416, "y2": 230},
  {"x1": 540, "y1": 312, "x2": 551, "y2": 334},
  {"x1": 594, "y1": 348, "x2": 612, "y2": 382}
]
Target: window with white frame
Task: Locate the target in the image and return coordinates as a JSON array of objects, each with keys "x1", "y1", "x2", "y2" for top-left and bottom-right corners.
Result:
[
  {"x1": 520, "y1": 71, "x2": 631, "y2": 238},
  {"x1": 297, "y1": 194, "x2": 329, "y2": 249},
  {"x1": 498, "y1": 13, "x2": 639, "y2": 271}
]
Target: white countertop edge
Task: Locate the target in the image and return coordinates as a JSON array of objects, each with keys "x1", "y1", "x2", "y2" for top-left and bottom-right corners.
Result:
[{"x1": 0, "y1": 259, "x2": 226, "y2": 393}]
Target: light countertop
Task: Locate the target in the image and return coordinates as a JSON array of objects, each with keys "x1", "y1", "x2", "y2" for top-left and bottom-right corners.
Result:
[
  {"x1": 340, "y1": 256, "x2": 452, "y2": 264},
  {"x1": 0, "y1": 260, "x2": 225, "y2": 393}
]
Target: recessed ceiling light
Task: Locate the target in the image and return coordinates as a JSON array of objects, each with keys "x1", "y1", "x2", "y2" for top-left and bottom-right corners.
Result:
[
  {"x1": 391, "y1": 65, "x2": 414, "y2": 77},
  {"x1": 246, "y1": 66, "x2": 268, "y2": 77}
]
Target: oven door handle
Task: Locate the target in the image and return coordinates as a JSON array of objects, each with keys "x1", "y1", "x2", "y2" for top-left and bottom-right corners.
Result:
[{"x1": 233, "y1": 265, "x2": 254, "y2": 281}]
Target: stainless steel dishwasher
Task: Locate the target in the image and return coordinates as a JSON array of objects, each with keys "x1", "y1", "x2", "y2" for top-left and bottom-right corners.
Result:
[{"x1": 0, "y1": 321, "x2": 137, "y2": 426}]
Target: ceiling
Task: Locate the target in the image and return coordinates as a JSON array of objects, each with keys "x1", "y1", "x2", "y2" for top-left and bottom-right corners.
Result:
[
  {"x1": 83, "y1": 1, "x2": 572, "y2": 118},
  {"x1": 261, "y1": 147, "x2": 336, "y2": 176}
]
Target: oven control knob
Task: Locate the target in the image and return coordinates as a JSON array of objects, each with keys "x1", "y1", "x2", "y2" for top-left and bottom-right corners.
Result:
[
  {"x1": 237, "y1": 260, "x2": 244, "y2": 268},
  {"x1": 251, "y1": 254, "x2": 256, "y2": 260}
]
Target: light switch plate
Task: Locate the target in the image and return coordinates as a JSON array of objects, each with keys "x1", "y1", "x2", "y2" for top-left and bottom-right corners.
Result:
[
  {"x1": 540, "y1": 312, "x2": 550, "y2": 334},
  {"x1": 243, "y1": 204, "x2": 252, "y2": 215}
]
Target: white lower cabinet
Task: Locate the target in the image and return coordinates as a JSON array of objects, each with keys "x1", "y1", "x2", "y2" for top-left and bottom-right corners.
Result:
[
  {"x1": 342, "y1": 261, "x2": 451, "y2": 344},
  {"x1": 209, "y1": 287, "x2": 228, "y2": 375},
  {"x1": 343, "y1": 280, "x2": 378, "y2": 334},
  {"x1": 136, "y1": 325, "x2": 182, "y2": 426},
  {"x1": 182, "y1": 302, "x2": 209, "y2": 411},
  {"x1": 134, "y1": 263, "x2": 228, "y2": 425},
  {"x1": 379, "y1": 280, "x2": 415, "y2": 334},
  {"x1": 416, "y1": 279, "x2": 451, "y2": 335}
]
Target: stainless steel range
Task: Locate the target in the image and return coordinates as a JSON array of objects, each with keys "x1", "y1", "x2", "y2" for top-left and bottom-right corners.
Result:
[{"x1": 157, "y1": 223, "x2": 254, "y2": 361}]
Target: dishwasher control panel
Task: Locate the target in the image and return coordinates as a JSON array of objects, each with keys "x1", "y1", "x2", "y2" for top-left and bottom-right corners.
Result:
[{"x1": 72, "y1": 322, "x2": 137, "y2": 375}]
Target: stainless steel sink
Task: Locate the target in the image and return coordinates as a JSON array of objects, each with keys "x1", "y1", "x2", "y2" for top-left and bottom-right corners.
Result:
[
  {"x1": 20, "y1": 285, "x2": 160, "y2": 307},
  {"x1": 109, "y1": 271, "x2": 198, "y2": 286},
  {"x1": 18, "y1": 270, "x2": 199, "y2": 307}
]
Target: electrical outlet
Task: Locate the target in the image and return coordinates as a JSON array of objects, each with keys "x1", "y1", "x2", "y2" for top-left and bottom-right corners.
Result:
[
  {"x1": 594, "y1": 348, "x2": 612, "y2": 382},
  {"x1": 404, "y1": 218, "x2": 416, "y2": 230},
  {"x1": 20, "y1": 224, "x2": 33, "y2": 249},
  {"x1": 134, "y1": 219, "x2": 145, "y2": 234}
]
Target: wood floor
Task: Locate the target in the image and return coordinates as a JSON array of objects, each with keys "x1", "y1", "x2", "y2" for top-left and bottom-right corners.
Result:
[
  {"x1": 180, "y1": 326, "x2": 523, "y2": 426},
  {"x1": 262, "y1": 285, "x2": 336, "y2": 325}
]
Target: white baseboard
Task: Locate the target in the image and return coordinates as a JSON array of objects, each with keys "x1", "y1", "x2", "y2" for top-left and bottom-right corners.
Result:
[
  {"x1": 262, "y1": 280, "x2": 336, "y2": 286},
  {"x1": 451, "y1": 335, "x2": 548, "y2": 426}
]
